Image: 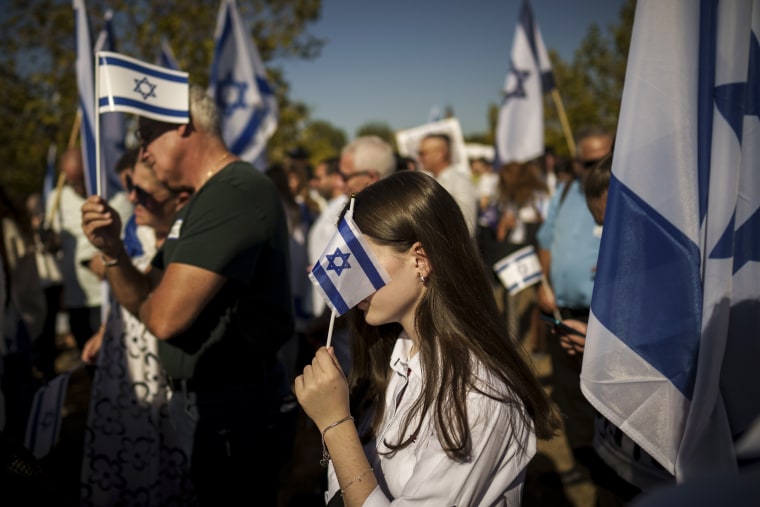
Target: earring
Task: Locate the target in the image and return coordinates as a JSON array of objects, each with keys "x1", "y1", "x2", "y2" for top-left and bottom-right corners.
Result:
[{"x1": 419, "y1": 274, "x2": 426, "y2": 283}]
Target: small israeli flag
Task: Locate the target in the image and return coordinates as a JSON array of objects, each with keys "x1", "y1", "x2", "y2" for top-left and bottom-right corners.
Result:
[
  {"x1": 24, "y1": 371, "x2": 72, "y2": 459},
  {"x1": 97, "y1": 51, "x2": 189, "y2": 124},
  {"x1": 309, "y1": 208, "x2": 390, "y2": 316},
  {"x1": 494, "y1": 245, "x2": 543, "y2": 295}
]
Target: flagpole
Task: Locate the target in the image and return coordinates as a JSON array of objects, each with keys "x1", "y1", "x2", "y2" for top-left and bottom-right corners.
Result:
[
  {"x1": 550, "y1": 88, "x2": 576, "y2": 159},
  {"x1": 46, "y1": 110, "x2": 82, "y2": 227},
  {"x1": 325, "y1": 312, "x2": 337, "y2": 349},
  {"x1": 94, "y1": 51, "x2": 102, "y2": 197}
]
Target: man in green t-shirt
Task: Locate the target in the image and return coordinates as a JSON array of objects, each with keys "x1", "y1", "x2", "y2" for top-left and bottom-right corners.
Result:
[{"x1": 81, "y1": 85, "x2": 294, "y2": 506}]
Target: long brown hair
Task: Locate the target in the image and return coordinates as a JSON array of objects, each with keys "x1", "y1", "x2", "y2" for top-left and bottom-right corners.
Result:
[
  {"x1": 345, "y1": 171, "x2": 559, "y2": 461},
  {"x1": 497, "y1": 161, "x2": 549, "y2": 208}
]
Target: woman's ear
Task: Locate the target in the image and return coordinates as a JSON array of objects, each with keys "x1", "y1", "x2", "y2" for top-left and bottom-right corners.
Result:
[{"x1": 412, "y1": 241, "x2": 431, "y2": 278}]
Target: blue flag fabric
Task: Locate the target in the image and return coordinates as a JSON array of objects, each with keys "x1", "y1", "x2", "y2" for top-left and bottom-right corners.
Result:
[
  {"x1": 158, "y1": 37, "x2": 180, "y2": 70},
  {"x1": 428, "y1": 104, "x2": 443, "y2": 123},
  {"x1": 42, "y1": 143, "x2": 56, "y2": 208},
  {"x1": 73, "y1": 0, "x2": 98, "y2": 196},
  {"x1": 308, "y1": 207, "x2": 390, "y2": 316},
  {"x1": 97, "y1": 51, "x2": 189, "y2": 124},
  {"x1": 581, "y1": 0, "x2": 760, "y2": 481},
  {"x1": 208, "y1": 0, "x2": 278, "y2": 170},
  {"x1": 94, "y1": 9, "x2": 126, "y2": 199},
  {"x1": 494, "y1": 0, "x2": 555, "y2": 166}
]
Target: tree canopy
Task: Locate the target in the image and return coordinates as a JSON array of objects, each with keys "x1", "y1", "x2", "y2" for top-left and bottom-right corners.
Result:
[
  {"x1": 0, "y1": 0, "x2": 325, "y2": 195},
  {"x1": 0, "y1": 0, "x2": 636, "y2": 198}
]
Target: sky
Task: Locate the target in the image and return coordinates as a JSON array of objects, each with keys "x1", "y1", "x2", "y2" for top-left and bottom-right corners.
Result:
[{"x1": 275, "y1": 0, "x2": 629, "y2": 140}]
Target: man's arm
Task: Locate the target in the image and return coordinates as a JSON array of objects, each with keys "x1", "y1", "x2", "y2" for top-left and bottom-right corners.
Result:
[
  {"x1": 138, "y1": 262, "x2": 226, "y2": 340},
  {"x1": 537, "y1": 246, "x2": 557, "y2": 314},
  {"x1": 100, "y1": 246, "x2": 158, "y2": 316}
]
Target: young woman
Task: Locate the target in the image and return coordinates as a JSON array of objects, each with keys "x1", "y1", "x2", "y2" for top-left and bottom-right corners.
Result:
[{"x1": 295, "y1": 170, "x2": 560, "y2": 506}]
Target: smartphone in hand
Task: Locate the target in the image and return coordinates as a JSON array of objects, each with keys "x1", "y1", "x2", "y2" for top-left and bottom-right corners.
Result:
[{"x1": 539, "y1": 314, "x2": 587, "y2": 337}]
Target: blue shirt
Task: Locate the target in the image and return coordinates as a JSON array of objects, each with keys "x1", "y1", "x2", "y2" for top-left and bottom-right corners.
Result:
[{"x1": 536, "y1": 179, "x2": 601, "y2": 308}]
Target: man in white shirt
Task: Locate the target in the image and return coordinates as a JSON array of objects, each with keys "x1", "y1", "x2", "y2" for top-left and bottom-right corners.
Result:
[{"x1": 418, "y1": 133, "x2": 478, "y2": 237}]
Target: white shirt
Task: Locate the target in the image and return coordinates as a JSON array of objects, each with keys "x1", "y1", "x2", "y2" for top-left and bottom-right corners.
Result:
[
  {"x1": 327, "y1": 333, "x2": 536, "y2": 506},
  {"x1": 307, "y1": 193, "x2": 349, "y2": 316},
  {"x1": 435, "y1": 166, "x2": 478, "y2": 238}
]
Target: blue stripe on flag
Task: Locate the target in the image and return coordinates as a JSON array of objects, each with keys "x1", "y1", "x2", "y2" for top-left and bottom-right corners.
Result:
[
  {"x1": 338, "y1": 219, "x2": 387, "y2": 290},
  {"x1": 593, "y1": 176, "x2": 702, "y2": 397},
  {"x1": 97, "y1": 97, "x2": 189, "y2": 119},
  {"x1": 731, "y1": 209, "x2": 760, "y2": 273},
  {"x1": 229, "y1": 105, "x2": 265, "y2": 155},
  {"x1": 79, "y1": 96, "x2": 98, "y2": 197},
  {"x1": 311, "y1": 262, "x2": 350, "y2": 315},
  {"x1": 519, "y1": 0, "x2": 555, "y2": 91},
  {"x1": 696, "y1": 0, "x2": 718, "y2": 222},
  {"x1": 25, "y1": 386, "x2": 45, "y2": 452},
  {"x1": 97, "y1": 54, "x2": 189, "y2": 83}
]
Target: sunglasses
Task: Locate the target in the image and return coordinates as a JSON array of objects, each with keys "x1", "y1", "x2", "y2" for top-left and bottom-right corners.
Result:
[
  {"x1": 125, "y1": 174, "x2": 172, "y2": 208},
  {"x1": 576, "y1": 158, "x2": 604, "y2": 170}
]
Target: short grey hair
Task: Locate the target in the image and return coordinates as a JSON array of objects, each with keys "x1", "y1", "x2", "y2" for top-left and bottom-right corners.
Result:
[
  {"x1": 342, "y1": 136, "x2": 396, "y2": 179},
  {"x1": 189, "y1": 84, "x2": 222, "y2": 137}
]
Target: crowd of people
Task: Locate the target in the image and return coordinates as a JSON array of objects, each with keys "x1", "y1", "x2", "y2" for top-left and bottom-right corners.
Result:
[{"x1": 0, "y1": 83, "x2": 676, "y2": 506}]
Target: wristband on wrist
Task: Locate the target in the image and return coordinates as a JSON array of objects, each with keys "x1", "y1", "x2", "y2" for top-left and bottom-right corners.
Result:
[
  {"x1": 320, "y1": 415, "x2": 354, "y2": 467},
  {"x1": 101, "y1": 253, "x2": 119, "y2": 266}
]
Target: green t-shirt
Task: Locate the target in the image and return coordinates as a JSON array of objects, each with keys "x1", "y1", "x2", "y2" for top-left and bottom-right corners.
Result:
[{"x1": 153, "y1": 161, "x2": 294, "y2": 385}]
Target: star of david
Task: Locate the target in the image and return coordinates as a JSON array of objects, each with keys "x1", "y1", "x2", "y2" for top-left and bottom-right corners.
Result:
[
  {"x1": 216, "y1": 71, "x2": 249, "y2": 117},
  {"x1": 503, "y1": 59, "x2": 531, "y2": 103},
  {"x1": 133, "y1": 77, "x2": 157, "y2": 100},
  {"x1": 41, "y1": 410, "x2": 55, "y2": 429},
  {"x1": 709, "y1": 32, "x2": 760, "y2": 272},
  {"x1": 326, "y1": 247, "x2": 351, "y2": 276}
]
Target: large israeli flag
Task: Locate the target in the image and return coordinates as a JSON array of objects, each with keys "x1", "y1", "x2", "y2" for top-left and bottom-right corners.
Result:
[
  {"x1": 309, "y1": 208, "x2": 390, "y2": 317},
  {"x1": 494, "y1": 0, "x2": 555, "y2": 166},
  {"x1": 97, "y1": 51, "x2": 189, "y2": 124},
  {"x1": 73, "y1": 0, "x2": 98, "y2": 197},
  {"x1": 581, "y1": 0, "x2": 760, "y2": 481},
  {"x1": 209, "y1": 0, "x2": 278, "y2": 170},
  {"x1": 94, "y1": 9, "x2": 126, "y2": 199}
]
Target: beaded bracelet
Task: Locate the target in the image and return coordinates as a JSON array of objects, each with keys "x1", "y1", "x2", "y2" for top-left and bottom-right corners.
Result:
[
  {"x1": 341, "y1": 467, "x2": 374, "y2": 496},
  {"x1": 320, "y1": 415, "x2": 354, "y2": 467}
]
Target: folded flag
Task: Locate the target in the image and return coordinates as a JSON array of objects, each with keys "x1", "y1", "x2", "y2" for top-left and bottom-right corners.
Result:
[
  {"x1": 308, "y1": 207, "x2": 390, "y2": 316},
  {"x1": 24, "y1": 371, "x2": 72, "y2": 459},
  {"x1": 97, "y1": 51, "x2": 189, "y2": 124},
  {"x1": 493, "y1": 245, "x2": 543, "y2": 295}
]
